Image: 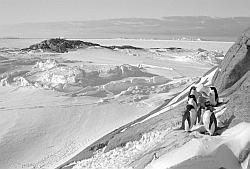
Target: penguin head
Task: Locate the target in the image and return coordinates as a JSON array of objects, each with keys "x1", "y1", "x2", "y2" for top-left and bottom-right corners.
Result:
[
  {"x1": 189, "y1": 86, "x2": 197, "y2": 96},
  {"x1": 210, "y1": 86, "x2": 217, "y2": 92}
]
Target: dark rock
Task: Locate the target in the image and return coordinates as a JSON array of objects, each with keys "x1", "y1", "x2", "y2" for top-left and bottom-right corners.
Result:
[
  {"x1": 23, "y1": 38, "x2": 101, "y2": 53},
  {"x1": 213, "y1": 28, "x2": 250, "y2": 92},
  {"x1": 238, "y1": 142, "x2": 250, "y2": 163},
  {"x1": 212, "y1": 27, "x2": 250, "y2": 127},
  {"x1": 23, "y1": 38, "x2": 145, "y2": 53},
  {"x1": 103, "y1": 45, "x2": 143, "y2": 50}
]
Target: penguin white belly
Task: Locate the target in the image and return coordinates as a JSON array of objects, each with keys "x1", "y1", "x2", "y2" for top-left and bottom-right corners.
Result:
[
  {"x1": 203, "y1": 111, "x2": 211, "y2": 133},
  {"x1": 209, "y1": 121, "x2": 215, "y2": 136},
  {"x1": 184, "y1": 119, "x2": 191, "y2": 131},
  {"x1": 200, "y1": 109, "x2": 205, "y2": 124},
  {"x1": 190, "y1": 109, "x2": 197, "y2": 126}
]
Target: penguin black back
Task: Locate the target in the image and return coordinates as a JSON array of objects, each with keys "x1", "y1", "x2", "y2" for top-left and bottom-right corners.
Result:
[
  {"x1": 210, "y1": 86, "x2": 218, "y2": 101},
  {"x1": 197, "y1": 106, "x2": 202, "y2": 124},
  {"x1": 209, "y1": 112, "x2": 217, "y2": 133},
  {"x1": 181, "y1": 105, "x2": 195, "y2": 129},
  {"x1": 184, "y1": 105, "x2": 195, "y2": 129},
  {"x1": 184, "y1": 109, "x2": 191, "y2": 129}
]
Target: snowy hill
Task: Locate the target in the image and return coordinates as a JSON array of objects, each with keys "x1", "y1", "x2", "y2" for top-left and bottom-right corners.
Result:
[
  {"x1": 1, "y1": 38, "x2": 219, "y2": 169},
  {"x1": 1, "y1": 36, "x2": 249, "y2": 169}
]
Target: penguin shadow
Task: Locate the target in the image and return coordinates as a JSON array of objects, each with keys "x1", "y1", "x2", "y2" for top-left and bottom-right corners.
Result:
[{"x1": 215, "y1": 114, "x2": 236, "y2": 136}]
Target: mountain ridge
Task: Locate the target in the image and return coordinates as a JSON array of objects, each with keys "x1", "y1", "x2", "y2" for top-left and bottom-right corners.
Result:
[{"x1": 1, "y1": 17, "x2": 250, "y2": 41}]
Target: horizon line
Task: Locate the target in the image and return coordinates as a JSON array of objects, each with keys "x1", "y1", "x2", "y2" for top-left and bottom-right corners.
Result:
[{"x1": 1, "y1": 15, "x2": 250, "y2": 26}]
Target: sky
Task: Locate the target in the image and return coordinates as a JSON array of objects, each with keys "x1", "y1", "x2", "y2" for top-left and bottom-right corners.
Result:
[{"x1": 0, "y1": 0, "x2": 250, "y2": 25}]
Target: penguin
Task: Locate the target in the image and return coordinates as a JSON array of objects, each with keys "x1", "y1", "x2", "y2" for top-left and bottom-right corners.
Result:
[
  {"x1": 187, "y1": 95, "x2": 198, "y2": 111},
  {"x1": 203, "y1": 105, "x2": 217, "y2": 135},
  {"x1": 209, "y1": 86, "x2": 219, "y2": 106},
  {"x1": 183, "y1": 104, "x2": 197, "y2": 132}
]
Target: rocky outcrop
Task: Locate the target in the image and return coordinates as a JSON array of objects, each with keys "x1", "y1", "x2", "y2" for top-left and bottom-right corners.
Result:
[
  {"x1": 22, "y1": 38, "x2": 100, "y2": 53},
  {"x1": 103, "y1": 45, "x2": 143, "y2": 50},
  {"x1": 213, "y1": 27, "x2": 250, "y2": 92},
  {"x1": 22, "y1": 38, "x2": 145, "y2": 53},
  {"x1": 212, "y1": 27, "x2": 250, "y2": 127}
]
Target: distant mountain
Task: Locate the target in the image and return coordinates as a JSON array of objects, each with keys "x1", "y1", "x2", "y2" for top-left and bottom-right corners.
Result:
[{"x1": 1, "y1": 16, "x2": 250, "y2": 41}]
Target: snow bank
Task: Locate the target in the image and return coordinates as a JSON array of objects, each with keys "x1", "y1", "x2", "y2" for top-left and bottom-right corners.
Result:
[
  {"x1": 107, "y1": 64, "x2": 151, "y2": 78},
  {"x1": 149, "y1": 48, "x2": 224, "y2": 65},
  {"x1": 37, "y1": 66, "x2": 84, "y2": 85},
  {"x1": 71, "y1": 129, "x2": 169, "y2": 169},
  {"x1": 33, "y1": 59, "x2": 59, "y2": 70},
  {"x1": 193, "y1": 48, "x2": 224, "y2": 65},
  {"x1": 103, "y1": 76, "x2": 171, "y2": 95},
  {"x1": 0, "y1": 59, "x2": 176, "y2": 100},
  {"x1": 0, "y1": 70, "x2": 30, "y2": 86},
  {"x1": 149, "y1": 76, "x2": 170, "y2": 84},
  {"x1": 146, "y1": 122, "x2": 250, "y2": 169}
]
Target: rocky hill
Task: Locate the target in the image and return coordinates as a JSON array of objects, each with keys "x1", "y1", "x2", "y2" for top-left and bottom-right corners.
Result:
[
  {"x1": 22, "y1": 38, "x2": 101, "y2": 53},
  {"x1": 212, "y1": 27, "x2": 250, "y2": 127}
]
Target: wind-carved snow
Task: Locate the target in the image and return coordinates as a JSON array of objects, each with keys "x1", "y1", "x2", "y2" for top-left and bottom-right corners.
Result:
[
  {"x1": 71, "y1": 129, "x2": 169, "y2": 169},
  {"x1": 1, "y1": 59, "x2": 185, "y2": 104},
  {"x1": 37, "y1": 66, "x2": 84, "y2": 86},
  {"x1": 0, "y1": 70, "x2": 30, "y2": 87},
  {"x1": 33, "y1": 59, "x2": 59, "y2": 70},
  {"x1": 148, "y1": 48, "x2": 224, "y2": 65}
]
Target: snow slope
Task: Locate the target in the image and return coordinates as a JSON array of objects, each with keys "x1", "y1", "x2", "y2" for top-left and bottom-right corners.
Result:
[
  {"x1": 0, "y1": 86, "x2": 152, "y2": 169},
  {"x1": 0, "y1": 39, "x2": 231, "y2": 169},
  {"x1": 146, "y1": 122, "x2": 250, "y2": 169},
  {"x1": 61, "y1": 65, "x2": 250, "y2": 169}
]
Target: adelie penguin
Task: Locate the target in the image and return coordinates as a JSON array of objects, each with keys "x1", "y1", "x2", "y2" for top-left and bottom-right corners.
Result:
[
  {"x1": 183, "y1": 104, "x2": 197, "y2": 132},
  {"x1": 209, "y1": 86, "x2": 219, "y2": 106},
  {"x1": 203, "y1": 105, "x2": 217, "y2": 136}
]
